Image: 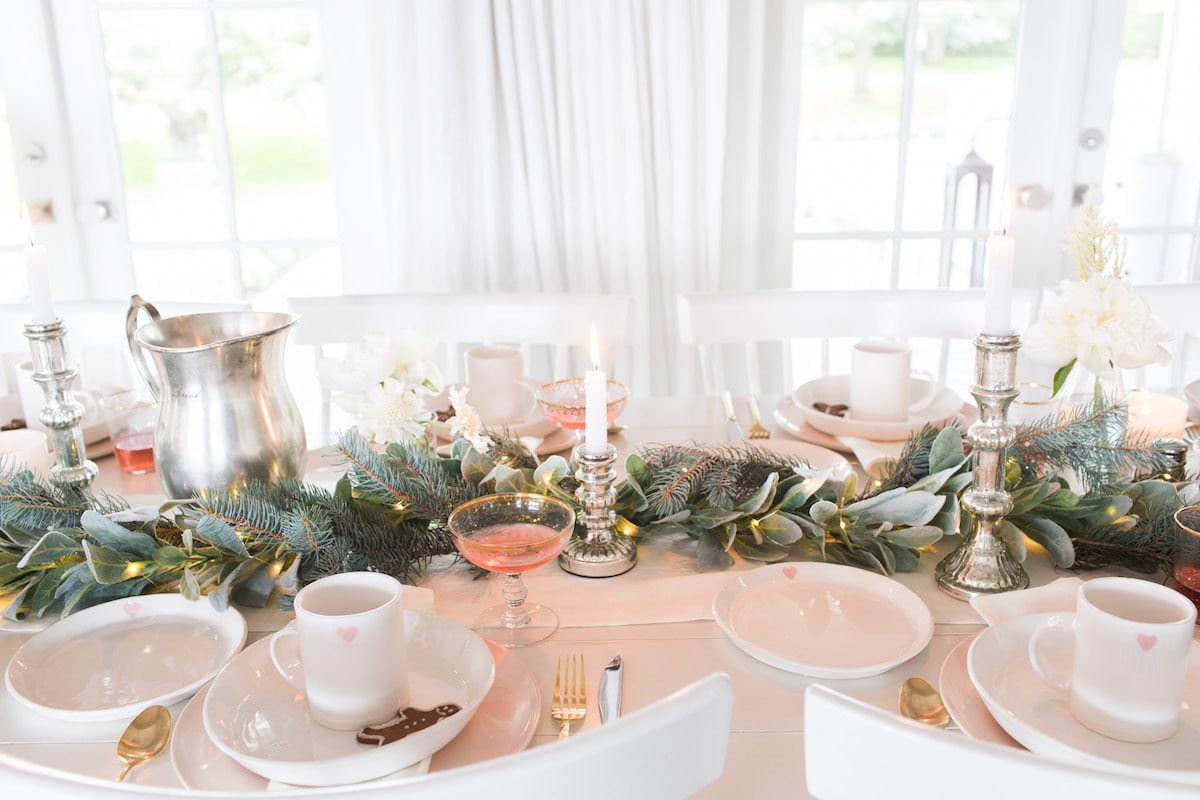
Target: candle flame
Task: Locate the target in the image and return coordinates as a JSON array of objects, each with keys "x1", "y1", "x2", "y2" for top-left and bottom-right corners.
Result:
[
  {"x1": 19, "y1": 204, "x2": 35, "y2": 246},
  {"x1": 589, "y1": 324, "x2": 600, "y2": 370}
]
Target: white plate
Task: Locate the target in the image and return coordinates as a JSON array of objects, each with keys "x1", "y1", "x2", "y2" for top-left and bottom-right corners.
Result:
[
  {"x1": 203, "y1": 611, "x2": 495, "y2": 787},
  {"x1": 5, "y1": 594, "x2": 246, "y2": 722},
  {"x1": 791, "y1": 375, "x2": 962, "y2": 441},
  {"x1": 731, "y1": 440, "x2": 852, "y2": 480},
  {"x1": 174, "y1": 639, "x2": 538, "y2": 791},
  {"x1": 712, "y1": 562, "x2": 934, "y2": 678},
  {"x1": 968, "y1": 613, "x2": 1200, "y2": 783},
  {"x1": 772, "y1": 397, "x2": 852, "y2": 452},
  {"x1": 938, "y1": 635, "x2": 1021, "y2": 748}
]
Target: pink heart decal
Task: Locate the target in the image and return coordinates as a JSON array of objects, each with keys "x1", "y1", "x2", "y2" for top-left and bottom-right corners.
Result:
[
  {"x1": 123, "y1": 601, "x2": 141, "y2": 618},
  {"x1": 1137, "y1": 634, "x2": 1157, "y2": 652},
  {"x1": 337, "y1": 626, "x2": 358, "y2": 643},
  {"x1": 782, "y1": 566, "x2": 797, "y2": 581}
]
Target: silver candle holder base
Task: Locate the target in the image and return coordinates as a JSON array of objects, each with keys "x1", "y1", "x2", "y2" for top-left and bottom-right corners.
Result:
[
  {"x1": 24, "y1": 319, "x2": 99, "y2": 491},
  {"x1": 936, "y1": 331, "x2": 1029, "y2": 600},
  {"x1": 559, "y1": 443, "x2": 637, "y2": 578}
]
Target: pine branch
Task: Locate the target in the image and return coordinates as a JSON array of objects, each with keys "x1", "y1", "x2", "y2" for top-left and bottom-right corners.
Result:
[{"x1": 873, "y1": 424, "x2": 944, "y2": 494}]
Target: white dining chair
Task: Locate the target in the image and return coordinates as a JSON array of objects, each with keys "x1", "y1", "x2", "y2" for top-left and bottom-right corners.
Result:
[
  {"x1": 287, "y1": 293, "x2": 634, "y2": 433},
  {"x1": 676, "y1": 288, "x2": 1040, "y2": 396},
  {"x1": 0, "y1": 673, "x2": 734, "y2": 800},
  {"x1": 804, "y1": 685, "x2": 1196, "y2": 799}
]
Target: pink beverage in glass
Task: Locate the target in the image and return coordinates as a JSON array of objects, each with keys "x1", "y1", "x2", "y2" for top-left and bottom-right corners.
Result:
[
  {"x1": 456, "y1": 523, "x2": 569, "y2": 572},
  {"x1": 1174, "y1": 565, "x2": 1200, "y2": 614},
  {"x1": 113, "y1": 432, "x2": 155, "y2": 475}
]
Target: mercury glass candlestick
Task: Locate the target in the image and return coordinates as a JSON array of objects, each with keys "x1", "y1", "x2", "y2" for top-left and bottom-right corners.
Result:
[
  {"x1": 559, "y1": 443, "x2": 637, "y2": 577},
  {"x1": 24, "y1": 320, "x2": 99, "y2": 490},
  {"x1": 935, "y1": 331, "x2": 1028, "y2": 599}
]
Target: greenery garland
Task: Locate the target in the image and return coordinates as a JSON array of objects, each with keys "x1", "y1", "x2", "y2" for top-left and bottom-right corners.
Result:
[{"x1": 0, "y1": 396, "x2": 1191, "y2": 622}]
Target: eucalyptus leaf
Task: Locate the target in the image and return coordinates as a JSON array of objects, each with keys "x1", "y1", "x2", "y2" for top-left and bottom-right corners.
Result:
[
  {"x1": 735, "y1": 473, "x2": 778, "y2": 516},
  {"x1": 689, "y1": 507, "x2": 745, "y2": 530},
  {"x1": 154, "y1": 545, "x2": 189, "y2": 566},
  {"x1": 1075, "y1": 495, "x2": 1133, "y2": 528},
  {"x1": 460, "y1": 447, "x2": 494, "y2": 485},
  {"x1": 996, "y1": 520, "x2": 1028, "y2": 562},
  {"x1": 930, "y1": 493, "x2": 960, "y2": 535},
  {"x1": 533, "y1": 456, "x2": 569, "y2": 487},
  {"x1": 775, "y1": 471, "x2": 830, "y2": 512},
  {"x1": 848, "y1": 491, "x2": 943, "y2": 528},
  {"x1": 732, "y1": 538, "x2": 790, "y2": 563},
  {"x1": 488, "y1": 464, "x2": 527, "y2": 493},
  {"x1": 910, "y1": 462, "x2": 966, "y2": 495},
  {"x1": 648, "y1": 509, "x2": 692, "y2": 525},
  {"x1": 810, "y1": 500, "x2": 840, "y2": 527},
  {"x1": 640, "y1": 521, "x2": 695, "y2": 538},
  {"x1": 1009, "y1": 481, "x2": 1057, "y2": 517},
  {"x1": 82, "y1": 540, "x2": 131, "y2": 585},
  {"x1": 181, "y1": 566, "x2": 201, "y2": 601},
  {"x1": 67, "y1": 578, "x2": 149, "y2": 616},
  {"x1": 17, "y1": 531, "x2": 81, "y2": 570},
  {"x1": 1013, "y1": 515, "x2": 1074, "y2": 567},
  {"x1": 945, "y1": 472, "x2": 974, "y2": 494},
  {"x1": 80, "y1": 510, "x2": 158, "y2": 559},
  {"x1": 754, "y1": 513, "x2": 805, "y2": 546},
  {"x1": 451, "y1": 437, "x2": 473, "y2": 460},
  {"x1": 625, "y1": 453, "x2": 646, "y2": 481},
  {"x1": 28, "y1": 565, "x2": 73, "y2": 616},
  {"x1": 1, "y1": 525, "x2": 46, "y2": 549},
  {"x1": 194, "y1": 516, "x2": 251, "y2": 557},
  {"x1": 104, "y1": 506, "x2": 161, "y2": 525},
  {"x1": 207, "y1": 560, "x2": 248, "y2": 612},
  {"x1": 714, "y1": 522, "x2": 738, "y2": 552},
  {"x1": 696, "y1": 531, "x2": 734, "y2": 571},
  {"x1": 232, "y1": 561, "x2": 278, "y2": 608},
  {"x1": 927, "y1": 426, "x2": 966, "y2": 473},
  {"x1": 879, "y1": 525, "x2": 943, "y2": 549},
  {"x1": 888, "y1": 544, "x2": 920, "y2": 572}
]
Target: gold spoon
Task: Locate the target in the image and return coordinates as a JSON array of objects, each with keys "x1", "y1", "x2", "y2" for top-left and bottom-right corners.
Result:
[
  {"x1": 115, "y1": 705, "x2": 172, "y2": 782},
  {"x1": 898, "y1": 677, "x2": 950, "y2": 728}
]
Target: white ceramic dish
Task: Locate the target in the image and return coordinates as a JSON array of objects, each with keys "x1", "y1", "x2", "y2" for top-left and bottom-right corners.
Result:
[
  {"x1": 712, "y1": 562, "x2": 934, "y2": 679},
  {"x1": 174, "y1": 639, "x2": 538, "y2": 791},
  {"x1": 5, "y1": 594, "x2": 246, "y2": 722},
  {"x1": 731, "y1": 440, "x2": 852, "y2": 480},
  {"x1": 938, "y1": 635, "x2": 1021, "y2": 748},
  {"x1": 772, "y1": 397, "x2": 852, "y2": 452},
  {"x1": 968, "y1": 613, "x2": 1200, "y2": 783},
  {"x1": 203, "y1": 611, "x2": 495, "y2": 787},
  {"x1": 792, "y1": 375, "x2": 962, "y2": 441}
]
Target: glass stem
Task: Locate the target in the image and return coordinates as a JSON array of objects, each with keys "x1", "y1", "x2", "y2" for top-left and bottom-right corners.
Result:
[{"x1": 502, "y1": 573, "x2": 531, "y2": 628}]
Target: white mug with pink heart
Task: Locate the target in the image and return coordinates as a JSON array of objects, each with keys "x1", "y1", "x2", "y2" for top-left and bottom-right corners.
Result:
[
  {"x1": 1028, "y1": 577, "x2": 1196, "y2": 742},
  {"x1": 269, "y1": 572, "x2": 408, "y2": 731}
]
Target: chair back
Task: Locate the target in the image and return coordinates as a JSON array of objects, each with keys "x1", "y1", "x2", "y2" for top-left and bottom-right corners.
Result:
[
  {"x1": 0, "y1": 673, "x2": 734, "y2": 800},
  {"x1": 676, "y1": 289, "x2": 1039, "y2": 396},
  {"x1": 805, "y1": 685, "x2": 1196, "y2": 799}
]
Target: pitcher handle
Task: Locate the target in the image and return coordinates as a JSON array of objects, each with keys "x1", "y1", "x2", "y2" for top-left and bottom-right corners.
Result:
[{"x1": 126, "y1": 294, "x2": 163, "y2": 400}]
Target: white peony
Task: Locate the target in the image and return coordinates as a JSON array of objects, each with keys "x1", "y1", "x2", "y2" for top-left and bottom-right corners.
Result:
[
  {"x1": 317, "y1": 331, "x2": 442, "y2": 443},
  {"x1": 1025, "y1": 276, "x2": 1171, "y2": 381},
  {"x1": 447, "y1": 386, "x2": 493, "y2": 454}
]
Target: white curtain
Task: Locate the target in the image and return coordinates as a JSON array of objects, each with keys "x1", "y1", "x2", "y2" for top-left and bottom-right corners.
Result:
[{"x1": 320, "y1": 0, "x2": 801, "y2": 395}]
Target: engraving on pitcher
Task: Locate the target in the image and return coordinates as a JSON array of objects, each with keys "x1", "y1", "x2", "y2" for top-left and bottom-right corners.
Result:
[{"x1": 126, "y1": 295, "x2": 307, "y2": 498}]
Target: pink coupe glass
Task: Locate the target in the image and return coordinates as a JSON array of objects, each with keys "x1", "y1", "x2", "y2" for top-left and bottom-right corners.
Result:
[
  {"x1": 448, "y1": 493, "x2": 576, "y2": 647},
  {"x1": 535, "y1": 378, "x2": 627, "y2": 438}
]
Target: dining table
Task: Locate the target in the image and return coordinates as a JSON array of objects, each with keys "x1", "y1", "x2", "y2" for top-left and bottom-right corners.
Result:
[{"x1": 0, "y1": 393, "x2": 1175, "y2": 799}]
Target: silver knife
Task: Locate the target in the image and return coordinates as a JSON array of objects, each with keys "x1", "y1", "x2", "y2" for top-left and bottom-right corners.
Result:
[
  {"x1": 598, "y1": 655, "x2": 623, "y2": 723},
  {"x1": 721, "y1": 391, "x2": 744, "y2": 441}
]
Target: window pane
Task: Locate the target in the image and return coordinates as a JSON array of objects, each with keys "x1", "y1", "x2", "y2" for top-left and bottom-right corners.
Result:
[
  {"x1": 133, "y1": 248, "x2": 237, "y2": 302},
  {"x1": 1123, "y1": 234, "x2": 1194, "y2": 284},
  {"x1": 897, "y1": 236, "x2": 983, "y2": 288},
  {"x1": 1105, "y1": 1, "x2": 1200, "y2": 228},
  {"x1": 792, "y1": 239, "x2": 893, "y2": 289},
  {"x1": 241, "y1": 247, "x2": 341, "y2": 307},
  {"x1": 0, "y1": 94, "x2": 28, "y2": 303},
  {"x1": 901, "y1": 2, "x2": 1019, "y2": 232},
  {"x1": 217, "y1": 9, "x2": 337, "y2": 240},
  {"x1": 795, "y1": 2, "x2": 908, "y2": 232},
  {"x1": 102, "y1": 10, "x2": 228, "y2": 242}
]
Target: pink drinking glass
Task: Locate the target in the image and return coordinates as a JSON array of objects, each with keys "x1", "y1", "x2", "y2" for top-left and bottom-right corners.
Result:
[
  {"x1": 534, "y1": 378, "x2": 627, "y2": 442},
  {"x1": 448, "y1": 493, "x2": 576, "y2": 647}
]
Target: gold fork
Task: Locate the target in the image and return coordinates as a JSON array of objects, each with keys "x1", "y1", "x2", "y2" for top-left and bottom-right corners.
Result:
[
  {"x1": 551, "y1": 654, "x2": 587, "y2": 738},
  {"x1": 746, "y1": 397, "x2": 771, "y2": 440}
]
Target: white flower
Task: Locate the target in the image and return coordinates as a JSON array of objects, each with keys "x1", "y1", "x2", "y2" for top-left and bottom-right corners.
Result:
[
  {"x1": 1026, "y1": 276, "x2": 1171, "y2": 380},
  {"x1": 316, "y1": 331, "x2": 443, "y2": 443},
  {"x1": 447, "y1": 386, "x2": 493, "y2": 454},
  {"x1": 357, "y1": 378, "x2": 434, "y2": 443}
]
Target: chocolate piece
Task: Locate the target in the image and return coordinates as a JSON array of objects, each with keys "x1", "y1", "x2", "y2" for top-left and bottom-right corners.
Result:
[
  {"x1": 356, "y1": 704, "x2": 462, "y2": 746},
  {"x1": 1, "y1": 419, "x2": 26, "y2": 431},
  {"x1": 812, "y1": 403, "x2": 849, "y2": 418}
]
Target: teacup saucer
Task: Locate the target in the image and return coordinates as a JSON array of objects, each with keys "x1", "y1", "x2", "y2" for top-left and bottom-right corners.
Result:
[
  {"x1": 202, "y1": 611, "x2": 495, "y2": 787},
  {"x1": 791, "y1": 375, "x2": 962, "y2": 441},
  {"x1": 426, "y1": 381, "x2": 558, "y2": 439},
  {"x1": 968, "y1": 613, "x2": 1200, "y2": 783}
]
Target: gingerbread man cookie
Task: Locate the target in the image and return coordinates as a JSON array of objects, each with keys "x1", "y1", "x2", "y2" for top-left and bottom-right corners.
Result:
[{"x1": 356, "y1": 704, "x2": 462, "y2": 746}]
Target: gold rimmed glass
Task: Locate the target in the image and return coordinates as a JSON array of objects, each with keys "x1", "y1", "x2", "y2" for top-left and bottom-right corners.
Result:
[
  {"x1": 448, "y1": 493, "x2": 576, "y2": 648},
  {"x1": 534, "y1": 378, "x2": 627, "y2": 442}
]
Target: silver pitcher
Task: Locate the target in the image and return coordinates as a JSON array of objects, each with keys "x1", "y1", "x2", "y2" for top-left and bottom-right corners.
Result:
[{"x1": 125, "y1": 295, "x2": 307, "y2": 498}]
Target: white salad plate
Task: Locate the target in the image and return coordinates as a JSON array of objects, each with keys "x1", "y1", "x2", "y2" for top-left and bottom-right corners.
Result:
[
  {"x1": 712, "y1": 562, "x2": 933, "y2": 678},
  {"x1": 5, "y1": 594, "x2": 246, "y2": 722},
  {"x1": 731, "y1": 440, "x2": 852, "y2": 480},
  {"x1": 203, "y1": 611, "x2": 496, "y2": 787},
  {"x1": 175, "y1": 639, "x2": 538, "y2": 791},
  {"x1": 938, "y1": 635, "x2": 1021, "y2": 749},
  {"x1": 968, "y1": 613, "x2": 1200, "y2": 783},
  {"x1": 791, "y1": 375, "x2": 962, "y2": 441},
  {"x1": 427, "y1": 380, "x2": 558, "y2": 439},
  {"x1": 772, "y1": 397, "x2": 852, "y2": 452}
]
